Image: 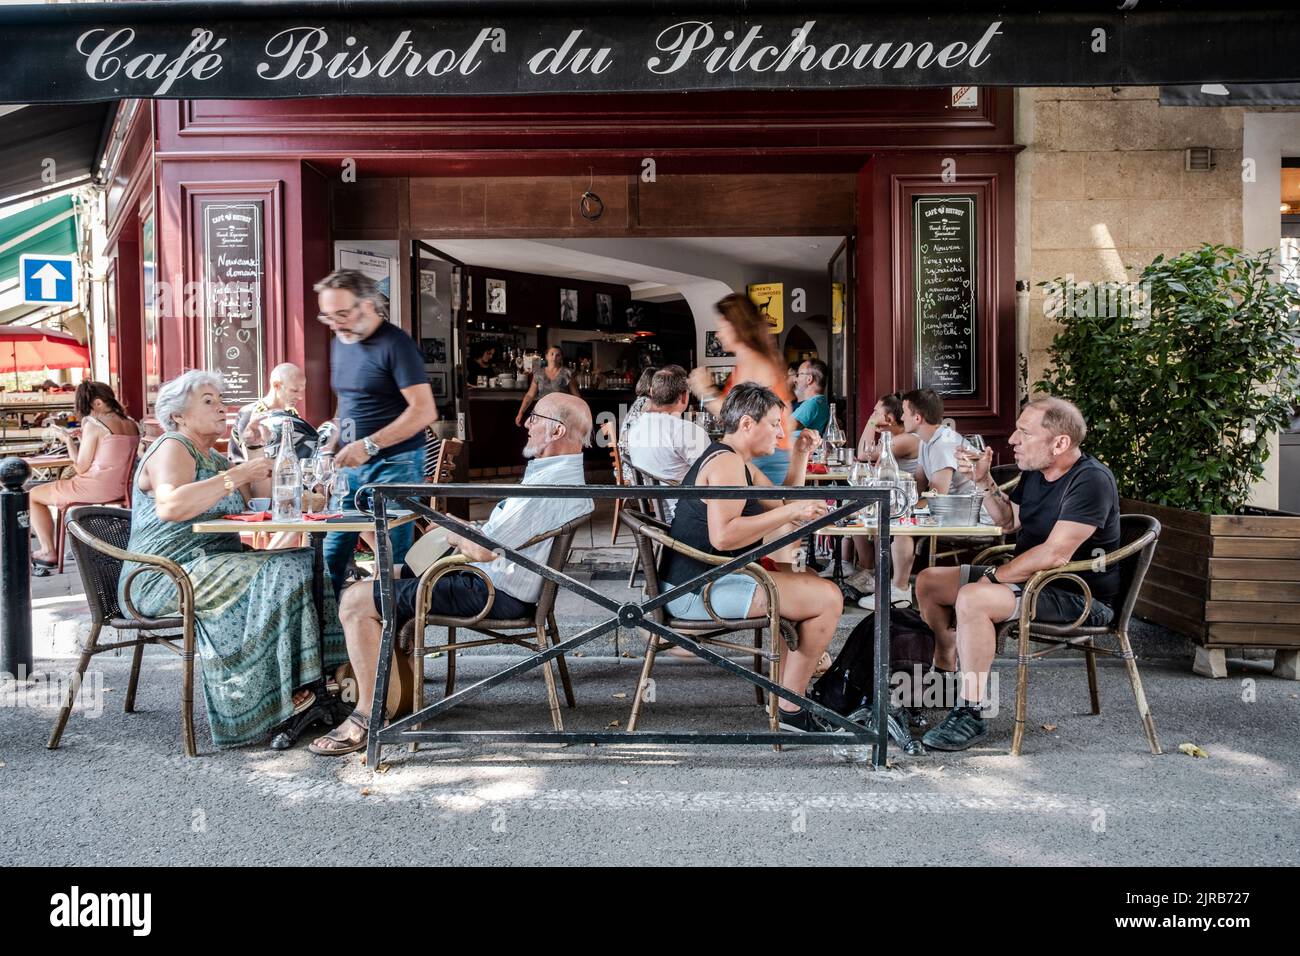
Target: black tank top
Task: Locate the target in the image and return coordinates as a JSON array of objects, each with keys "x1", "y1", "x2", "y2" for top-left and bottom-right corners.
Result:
[{"x1": 660, "y1": 441, "x2": 766, "y2": 586}]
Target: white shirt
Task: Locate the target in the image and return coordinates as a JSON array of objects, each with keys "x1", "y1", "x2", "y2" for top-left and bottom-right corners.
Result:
[
  {"x1": 918, "y1": 425, "x2": 976, "y2": 495},
  {"x1": 472, "y1": 453, "x2": 593, "y2": 603},
  {"x1": 625, "y1": 412, "x2": 712, "y2": 520}
]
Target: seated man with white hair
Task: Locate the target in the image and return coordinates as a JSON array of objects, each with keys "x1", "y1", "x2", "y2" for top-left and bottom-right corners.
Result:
[
  {"x1": 309, "y1": 392, "x2": 595, "y2": 756},
  {"x1": 229, "y1": 362, "x2": 312, "y2": 461},
  {"x1": 914, "y1": 396, "x2": 1121, "y2": 751}
]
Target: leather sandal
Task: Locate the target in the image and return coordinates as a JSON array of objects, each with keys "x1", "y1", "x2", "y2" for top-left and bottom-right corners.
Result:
[{"x1": 308, "y1": 711, "x2": 370, "y2": 756}]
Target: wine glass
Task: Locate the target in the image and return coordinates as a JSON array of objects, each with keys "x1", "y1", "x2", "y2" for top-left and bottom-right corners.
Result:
[
  {"x1": 959, "y1": 434, "x2": 986, "y2": 487},
  {"x1": 327, "y1": 470, "x2": 350, "y2": 513}
]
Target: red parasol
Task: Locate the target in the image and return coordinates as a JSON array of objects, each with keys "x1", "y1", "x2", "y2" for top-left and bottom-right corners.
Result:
[{"x1": 0, "y1": 325, "x2": 89, "y2": 388}]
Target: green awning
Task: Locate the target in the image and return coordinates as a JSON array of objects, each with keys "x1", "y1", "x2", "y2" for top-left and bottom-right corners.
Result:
[{"x1": 0, "y1": 194, "x2": 78, "y2": 285}]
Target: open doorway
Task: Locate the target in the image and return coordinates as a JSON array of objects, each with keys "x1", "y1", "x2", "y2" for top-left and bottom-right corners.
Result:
[{"x1": 411, "y1": 235, "x2": 852, "y2": 477}]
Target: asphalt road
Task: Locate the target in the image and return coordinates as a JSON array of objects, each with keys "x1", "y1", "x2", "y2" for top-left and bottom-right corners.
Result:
[{"x1": 3, "y1": 644, "x2": 1297, "y2": 867}]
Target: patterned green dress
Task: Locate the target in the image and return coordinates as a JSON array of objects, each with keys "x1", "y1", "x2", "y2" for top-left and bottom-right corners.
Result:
[{"x1": 120, "y1": 433, "x2": 347, "y2": 748}]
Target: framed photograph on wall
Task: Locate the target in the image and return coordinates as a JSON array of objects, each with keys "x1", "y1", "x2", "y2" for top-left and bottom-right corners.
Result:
[
  {"x1": 429, "y1": 371, "x2": 448, "y2": 400},
  {"x1": 486, "y1": 277, "x2": 507, "y2": 314},
  {"x1": 596, "y1": 293, "x2": 613, "y2": 327},
  {"x1": 560, "y1": 287, "x2": 579, "y2": 323},
  {"x1": 421, "y1": 337, "x2": 447, "y2": 365},
  {"x1": 705, "y1": 330, "x2": 734, "y2": 358}
]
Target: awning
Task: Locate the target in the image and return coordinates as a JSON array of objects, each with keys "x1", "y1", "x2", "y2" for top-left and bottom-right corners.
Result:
[
  {"x1": 0, "y1": 194, "x2": 79, "y2": 286},
  {"x1": 1160, "y1": 84, "x2": 1300, "y2": 106},
  {"x1": 0, "y1": 103, "x2": 115, "y2": 201},
  {"x1": 0, "y1": 1, "x2": 1299, "y2": 101}
]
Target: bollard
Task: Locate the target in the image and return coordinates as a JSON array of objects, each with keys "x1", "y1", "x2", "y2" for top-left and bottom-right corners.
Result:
[{"x1": 0, "y1": 457, "x2": 33, "y2": 681}]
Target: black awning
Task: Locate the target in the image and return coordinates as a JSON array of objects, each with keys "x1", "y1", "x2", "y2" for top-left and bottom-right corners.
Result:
[
  {"x1": 1161, "y1": 84, "x2": 1300, "y2": 106},
  {"x1": 0, "y1": 103, "x2": 115, "y2": 201},
  {"x1": 0, "y1": 1, "x2": 1299, "y2": 101}
]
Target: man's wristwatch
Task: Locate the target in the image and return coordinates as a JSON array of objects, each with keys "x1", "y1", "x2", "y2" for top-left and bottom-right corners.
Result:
[
  {"x1": 361, "y1": 436, "x2": 381, "y2": 457},
  {"x1": 978, "y1": 564, "x2": 1001, "y2": 584}
]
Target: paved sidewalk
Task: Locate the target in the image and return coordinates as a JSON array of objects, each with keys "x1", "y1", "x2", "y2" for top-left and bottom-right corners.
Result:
[{"x1": 3, "y1": 572, "x2": 1297, "y2": 866}]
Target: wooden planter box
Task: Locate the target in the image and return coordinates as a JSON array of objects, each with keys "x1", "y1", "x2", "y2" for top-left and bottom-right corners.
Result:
[{"x1": 1121, "y1": 499, "x2": 1300, "y2": 678}]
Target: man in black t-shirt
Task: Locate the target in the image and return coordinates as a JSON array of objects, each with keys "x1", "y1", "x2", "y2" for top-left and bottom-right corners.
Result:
[
  {"x1": 914, "y1": 397, "x2": 1121, "y2": 751},
  {"x1": 315, "y1": 270, "x2": 438, "y2": 595}
]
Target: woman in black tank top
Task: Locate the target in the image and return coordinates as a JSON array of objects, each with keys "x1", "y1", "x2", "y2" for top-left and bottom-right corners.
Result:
[{"x1": 659, "y1": 383, "x2": 845, "y2": 731}]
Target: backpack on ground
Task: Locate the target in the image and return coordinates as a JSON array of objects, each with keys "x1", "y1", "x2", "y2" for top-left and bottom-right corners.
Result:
[{"x1": 809, "y1": 607, "x2": 936, "y2": 714}]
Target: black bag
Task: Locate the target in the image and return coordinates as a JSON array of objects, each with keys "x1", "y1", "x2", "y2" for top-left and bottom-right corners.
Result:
[{"x1": 809, "y1": 607, "x2": 936, "y2": 715}]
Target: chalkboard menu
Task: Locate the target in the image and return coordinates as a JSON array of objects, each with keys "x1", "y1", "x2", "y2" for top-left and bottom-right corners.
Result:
[
  {"x1": 202, "y1": 201, "x2": 265, "y2": 405},
  {"x1": 913, "y1": 195, "x2": 977, "y2": 396}
]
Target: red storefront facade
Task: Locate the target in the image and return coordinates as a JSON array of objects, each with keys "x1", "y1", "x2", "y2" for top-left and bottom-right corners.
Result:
[{"x1": 102, "y1": 87, "x2": 1019, "y2": 440}]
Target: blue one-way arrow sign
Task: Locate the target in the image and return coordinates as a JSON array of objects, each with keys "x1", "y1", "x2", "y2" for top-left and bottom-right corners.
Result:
[{"x1": 20, "y1": 254, "x2": 78, "y2": 306}]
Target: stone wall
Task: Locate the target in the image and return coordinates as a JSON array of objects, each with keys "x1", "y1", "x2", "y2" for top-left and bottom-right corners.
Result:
[{"x1": 1015, "y1": 87, "x2": 1247, "y2": 390}]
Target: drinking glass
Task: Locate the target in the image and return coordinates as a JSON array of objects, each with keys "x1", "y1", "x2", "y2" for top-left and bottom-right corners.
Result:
[{"x1": 328, "y1": 471, "x2": 350, "y2": 513}]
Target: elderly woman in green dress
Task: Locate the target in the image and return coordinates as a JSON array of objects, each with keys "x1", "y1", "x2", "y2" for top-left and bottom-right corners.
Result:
[{"x1": 121, "y1": 370, "x2": 347, "y2": 749}]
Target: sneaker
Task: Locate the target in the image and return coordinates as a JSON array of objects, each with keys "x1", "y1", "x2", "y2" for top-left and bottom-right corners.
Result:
[
  {"x1": 778, "y1": 707, "x2": 848, "y2": 734},
  {"x1": 921, "y1": 706, "x2": 989, "y2": 751},
  {"x1": 857, "y1": 585, "x2": 913, "y2": 610},
  {"x1": 845, "y1": 569, "x2": 876, "y2": 593}
]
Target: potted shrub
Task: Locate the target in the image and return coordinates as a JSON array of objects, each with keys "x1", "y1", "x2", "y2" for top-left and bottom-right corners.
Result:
[{"x1": 1037, "y1": 244, "x2": 1300, "y2": 678}]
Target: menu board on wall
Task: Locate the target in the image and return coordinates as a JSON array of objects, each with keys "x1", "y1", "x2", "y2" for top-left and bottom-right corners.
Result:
[
  {"x1": 912, "y1": 195, "x2": 977, "y2": 396},
  {"x1": 202, "y1": 200, "x2": 265, "y2": 405}
]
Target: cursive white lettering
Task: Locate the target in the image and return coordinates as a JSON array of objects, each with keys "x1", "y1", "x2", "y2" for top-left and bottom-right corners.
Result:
[
  {"x1": 257, "y1": 27, "x2": 328, "y2": 81},
  {"x1": 647, "y1": 21, "x2": 715, "y2": 75}
]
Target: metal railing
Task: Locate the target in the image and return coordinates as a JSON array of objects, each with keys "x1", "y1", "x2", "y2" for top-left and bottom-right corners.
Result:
[{"x1": 358, "y1": 482, "x2": 896, "y2": 769}]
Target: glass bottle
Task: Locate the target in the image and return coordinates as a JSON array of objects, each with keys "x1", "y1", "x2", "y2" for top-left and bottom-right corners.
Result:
[
  {"x1": 272, "y1": 420, "x2": 302, "y2": 522},
  {"x1": 876, "y1": 431, "x2": 900, "y2": 485}
]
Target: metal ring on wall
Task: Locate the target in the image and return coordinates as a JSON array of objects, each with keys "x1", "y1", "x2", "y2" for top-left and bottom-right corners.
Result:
[{"x1": 579, "y1": 190, "x2": 604, "y2": 221}]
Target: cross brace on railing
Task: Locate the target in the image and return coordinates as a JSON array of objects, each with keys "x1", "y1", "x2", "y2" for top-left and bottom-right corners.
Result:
[{"x1": 357, "y1": 483, "x2": 895, "y2": 770}]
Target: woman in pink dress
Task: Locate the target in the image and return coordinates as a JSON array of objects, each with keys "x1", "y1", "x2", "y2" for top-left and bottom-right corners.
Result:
[{"x1": 30, "y1": 381, "x2": 140, "y2": 568}]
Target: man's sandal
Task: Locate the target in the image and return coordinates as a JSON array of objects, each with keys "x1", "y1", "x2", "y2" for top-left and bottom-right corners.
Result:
[{"x1": 308, "y1": 711, "x2": 370, "y2": 756}]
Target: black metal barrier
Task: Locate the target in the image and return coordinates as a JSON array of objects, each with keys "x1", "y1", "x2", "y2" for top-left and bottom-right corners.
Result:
[{"x1": 358, "y1": 483, "x2": 894, "y2": 770}]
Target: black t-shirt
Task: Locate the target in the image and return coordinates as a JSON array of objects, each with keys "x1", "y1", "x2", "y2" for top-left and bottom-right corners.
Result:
[
  {"x1": 1009, "y1": 454, "x2": 1122, "y2": 602},
  {"x1": 330, "y1": 321, "x2": 429, "y2": 459}
]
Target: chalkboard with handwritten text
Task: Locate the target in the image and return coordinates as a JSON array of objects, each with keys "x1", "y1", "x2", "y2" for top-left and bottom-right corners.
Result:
[
  {"x1": 202, "y1": 201, "x2": 265, "y2": 405},
  {"x1": 913, "y1": 196, "x2": 976, "y2": 396}
]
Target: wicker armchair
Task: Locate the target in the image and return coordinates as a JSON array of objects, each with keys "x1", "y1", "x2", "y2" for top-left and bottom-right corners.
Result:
[
  {"x1": 48, "y1": 506, "x2": 200, "y2": 757},
  {"x1": 619, "y1": 509, "x2": 796, "y2": 742},
  {"x1": 972, "y1": 513, "x2": 1162, "y2": 756},
  {"x1": 626, "y1": 463, "x2": 679, "y2": 588},
  {"x1": 397, "y1": 515, "x2": 588, "y2": 745}
]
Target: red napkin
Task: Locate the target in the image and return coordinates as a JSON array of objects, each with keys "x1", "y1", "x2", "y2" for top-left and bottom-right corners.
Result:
[
  {"x1": 806, "y1": 463, "x2": 829, "y2": 474},
  {"x1": 302, "y1": 512, "x2": 342, "y2": 520},
  {"x1": 223, "y1": 512, "x2": 271, "y2": 522}
]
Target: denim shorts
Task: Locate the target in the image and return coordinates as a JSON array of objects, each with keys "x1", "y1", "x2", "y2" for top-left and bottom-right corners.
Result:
[{"x1": 665, "y1": 573, "x2": 760, "y2": 621}]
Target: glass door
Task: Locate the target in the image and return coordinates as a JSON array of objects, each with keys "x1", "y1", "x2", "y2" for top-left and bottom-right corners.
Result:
[{"x1": 412, "y1": 240, "x2": 467, "y2": 440}]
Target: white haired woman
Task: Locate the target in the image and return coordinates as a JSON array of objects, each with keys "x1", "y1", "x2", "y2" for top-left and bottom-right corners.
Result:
[{"x1": 119, "y1": 370, "x2": 347, "y2": 749}]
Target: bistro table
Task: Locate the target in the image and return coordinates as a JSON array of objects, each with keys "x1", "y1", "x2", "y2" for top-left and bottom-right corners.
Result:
[
  {"x1": 192, "y1": 508, "x2": 418, "y2": 748},
  {"x1": 21, "y1": 453, "x2": 73, "y2": 481},
  {"x1": 822, "y1": 516, "x2": 1004, "y2": 567},
  {"x1": 804, "y1": 469, "x2": 851, "y2": 484}
]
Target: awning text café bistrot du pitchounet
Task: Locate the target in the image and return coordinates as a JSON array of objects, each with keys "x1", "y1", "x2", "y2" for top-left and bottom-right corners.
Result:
[{"x1": 1, "y1": 1, "x2": 1299, "y2": 103}]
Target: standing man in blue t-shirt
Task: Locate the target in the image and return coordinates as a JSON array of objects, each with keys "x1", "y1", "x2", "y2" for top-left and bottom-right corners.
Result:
[
  {"x1": 792, "y1": 359, "x2": 830, "y2": 437},
  {"x1": 315, "y1": 270, "x2": 438, "y2": 594}
]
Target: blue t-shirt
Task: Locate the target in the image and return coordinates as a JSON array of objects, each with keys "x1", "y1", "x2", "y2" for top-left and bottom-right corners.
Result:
[
  {"x1": 792, "y1": 394, "x2": 830, "y2": 436},
  {"x1": 330, "y1": 321, "x2": 429, "y2": 458}
]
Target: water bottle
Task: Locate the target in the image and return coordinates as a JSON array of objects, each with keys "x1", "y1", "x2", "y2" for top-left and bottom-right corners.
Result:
[
  {"x1": 876, "y1": 432, "x2": 900, "y2": 485},
  {"x1": 272, "y1": 421, "x2": 302, "y2": 521}
]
